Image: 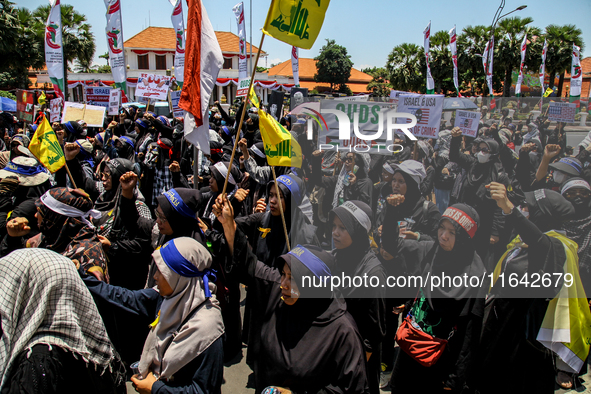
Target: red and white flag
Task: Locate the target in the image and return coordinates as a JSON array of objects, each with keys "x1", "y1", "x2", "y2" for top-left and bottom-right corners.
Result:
[
  {"x1": 539, "y1": 39, "x2": 548, "y2": 91},
  {"x1": 449, "y1": 25, "x2": 460, "y2": 96},
  {"x1": 179, "y1": 0, "x2": 223, "y2": 155},
  {"x1": 291, "y1": 46, "x2": 300, "y2": 87},
  {"x1": 515, "y1": 34, "x2": 527, "y2": 97}
]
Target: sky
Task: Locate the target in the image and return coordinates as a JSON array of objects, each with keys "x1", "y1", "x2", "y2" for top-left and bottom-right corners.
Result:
[{"x1": 16, "y1": 0, "x2": 591, "y2": 72}]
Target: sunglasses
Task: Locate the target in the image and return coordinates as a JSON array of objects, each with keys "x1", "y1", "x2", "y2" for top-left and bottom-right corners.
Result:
[{"x1": 565, "y1": 190, "x2": 591, "y2": 199}]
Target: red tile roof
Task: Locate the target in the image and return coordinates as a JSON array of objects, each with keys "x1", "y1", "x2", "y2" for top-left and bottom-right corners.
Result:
[
  {"x1": 268, "y1": 58, "x2": 372, "y2": 83},
  {"x1": 124, "y1": 27, "x2": 265, "y2": 55}
]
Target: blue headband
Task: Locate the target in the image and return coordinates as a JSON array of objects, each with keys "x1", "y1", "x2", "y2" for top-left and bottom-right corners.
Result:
[
  {"x1": 159, "y1": 240, "x2": 216, "y2": 297},
  {"x1": 276, "y1": 175, "x2": 301, "y2": 206},
  {"x1": 96, "y1": 133, "x2": 104, "y2": 144},
  {"x1": 559, "y1": 157, "x2": 583, "y2": 174},
  {"x1": 4, "y1": 162, "x2": 45, "y2": 176},
  {"x1": 288, "y1": 245, "x2": 332, "y2": 279},
  {"x1": 119, "y1": 136, "x2": 135, "y2": 149},
  {"x1": 163, "y1": 189, "x2": 196, "y2": 220},
  {"x1": 157, "y1": 116, "x2": 170, "y2": 127},
  {"x1": 221, "y1": 126, "x2": 230, "y2": 136},
  {"x1": 64, "y1": 122, "x2": 75, "y2": 135},
  {"x1": 135, "y1": 119, "x2": 148, "y2": 129}
]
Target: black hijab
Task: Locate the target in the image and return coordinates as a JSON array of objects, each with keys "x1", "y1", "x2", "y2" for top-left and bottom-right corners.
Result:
[
  {"x1": 95, "y1": 159, "x2": 135, "y2": 213},
  {"x1": 525, "y1": 189, "x2": 575, "y2": 233},
  {"x1": 156, "y1": 188, "x2": 203, "y2": 243}
]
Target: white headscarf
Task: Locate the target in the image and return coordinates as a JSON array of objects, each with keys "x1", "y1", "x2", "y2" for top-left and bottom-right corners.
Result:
[{"x1": 139, "y1": 237, "x2": 224, "y2": 379}]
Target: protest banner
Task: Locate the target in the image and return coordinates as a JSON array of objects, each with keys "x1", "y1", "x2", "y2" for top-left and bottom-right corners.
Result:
[
  {"x1": 454, "y1": 110, "x2": 481, "y2": 137},
  {"x1": 311, "y1": 100, "x2": 412, "y2": 155},
  {"x1": 397, "y1": 94, "x2": 444, "y2": 138},
  {"x1": 85, "y1": 87, "x2": 111, "y2": 107},
  {"x1": 334, "y1": 95, "x2": 370, "y2": 102},
  {"x1": 170, "y1": 90, "x2": 183, "y2": 118},
  {"x1": 135, "y1": 73, "x2": 172, "y2": 100},
  {"x1": 108, "y1": 89, "x2": 121, "y2": 116},
  {"x1": 50, "y1": 98, "x2": 62, "y2": 122},
  {"x1": 268, "y1": 90, "x2": 285, "y2": 120},
  {"x1": 233, "y1": 2, "x2": 250, "y2": 97},
  {"x1": 389, "y1": 90, "x2": 410, "y2": 105},
  {"x1": 548, "y1": 102, "x2": 577, "y2": 123},
  {"x1": 16, "y1": 90, "x2": 35, "y2": 122},
  {"x1": 62, "y1": 102, "x2": 106, "y2": 127}
]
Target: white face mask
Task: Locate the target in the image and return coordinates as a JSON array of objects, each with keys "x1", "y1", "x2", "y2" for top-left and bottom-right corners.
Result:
[
  {"x1": 477, "y1": 151, "x2": 491, "y2": 163},
  {"x1": 553, "y1": 171, "x2": 567, "y2": 185}
]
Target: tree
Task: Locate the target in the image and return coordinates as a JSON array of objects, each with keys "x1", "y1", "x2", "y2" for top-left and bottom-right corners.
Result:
[
  {"x1": 544, "y1": 24, "x2": 584, "y2": 97},
  {"x1": 365, "y1": 67, "x2": 391, "y2": 97},
  {"x1": 96, "y1": 64, "x2": 111, "y2": 73},
  {"x1": 457, "y1": 25, "x2": 491, "y2": 96},
  {"x1": 31, "y1": 3, "x2": 96, "y2": 75},
  {"x1": 385, "y1": 43, "x2": 423, "y2": 92},
  {"x1": 429, "y1": 30, "x2": 454, "y2": 95},
  {"x1": 494, "y1": 17, "x2": 539, "y2": 97},
  {"x1": 314, "y1": 39, "x2": 353, "y2": 92}
]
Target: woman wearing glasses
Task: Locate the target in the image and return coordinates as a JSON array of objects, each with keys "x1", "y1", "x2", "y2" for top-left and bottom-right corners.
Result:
[{"x1": 449, "y1": 127, "x2": 510, "y2": 271}]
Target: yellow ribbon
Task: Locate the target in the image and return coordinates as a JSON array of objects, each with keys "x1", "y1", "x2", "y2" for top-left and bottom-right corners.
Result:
[
  {"x1": 258, "y1": 227, "x2": 271, "y2": 239},
  {"x1": 149, "y1": 310, "x2": 160, "y2": 329}
]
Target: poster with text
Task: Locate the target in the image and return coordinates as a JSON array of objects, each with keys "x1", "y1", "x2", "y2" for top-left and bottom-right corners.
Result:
[
  {"x1": 85, "y1": 87, "x2": 111, "y2": 108},
  {"x1": 108, "y1": 89, "x2": 121, "y2": 116},
  {"x1": 547, "y1": 102, "x2": 576, "y2": 123},
  {"x1": 50, "y1": 98, "x2": 62, "y2": 122},
  {"x1": 454, "y1": 110, "x2": 481, "y2": 137},
  {"x1": 16, "y1": 90, "x2": 35, "y2": 122},
  {"x1": 170, "y1": 90, "x2": 183, "y2": 118},
  {"x1": 62, "y1": 102, "x2": 106, "y2": 127},
  {"x1": 397, "y1": 94, "x2": 444, "y2": 139},
  {"x1": 135, "y1": 73, "x2": 172, "y2": 100}
]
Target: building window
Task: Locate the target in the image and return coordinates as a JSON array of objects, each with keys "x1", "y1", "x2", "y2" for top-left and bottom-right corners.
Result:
[
  {"x1": 138, "y1": 54, "x2": 149, "y2": 69},
  {"x1": 156, "y1": 54, "x2": 167, "y2": 70},
  {"x1": 223, "y1": 57, "x2": 233, "y2": 69}
]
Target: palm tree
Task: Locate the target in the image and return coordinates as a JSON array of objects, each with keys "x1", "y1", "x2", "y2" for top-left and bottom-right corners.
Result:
[
  {"x1": 494, "y1": 16, "x2": 537, "y2": 97},
  {"x1": 385, "y1": 43, "x2": 423, "y2": 92},
  {"x1": 457, "y1": 25, "x2": 491, "y2": 96},
  {"x1": 429, "y1": 30, "x2": 453, "y2": 95},
  {"x1": 544, "y1": 24, "x2": 584, "y2": 97},
  {"x1": 32, "y1": 4, "x2": 96, "y2": 72}
]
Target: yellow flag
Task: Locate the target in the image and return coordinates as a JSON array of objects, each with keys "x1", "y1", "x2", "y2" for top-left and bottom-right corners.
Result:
[
  {"x1": 38, "y1": 91, "x2": 47, "y2": 106},
  {"x1": 258, "y1": 109, "x2": 302, "y2": 168},
  {"x1": 543, "y1": 87, "x2": 554, "y2": 98},
  {"x1": 263, "y1": 0, "x2": 331, "y2": 50},
  {"x1": 28, "y1": 117, "x2": 66, "y2": 173},
  {"x1": 248, "y1": 85, "x2": 260, "y2": 109}
]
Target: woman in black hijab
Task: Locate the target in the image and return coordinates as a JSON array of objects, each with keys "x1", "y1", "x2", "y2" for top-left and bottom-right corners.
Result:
[
  {"x1": 216, "y1": 194, "x2": 369, "y2": 393},
  {"x1": 330, "y1": 200, "x2": 386, "y2": 394},
  {"x1": 473, "y1": 184, "x2": 577, "y2": 394},
  {"x1": 389, "y1": 203, "x2": 485, "y2": 393},
  {"x1": 449, "y1": 126, "x2": 510, "y2": 271},
  {"x1": 384, "y1": 159, "x2": 441, "y2": 242}
]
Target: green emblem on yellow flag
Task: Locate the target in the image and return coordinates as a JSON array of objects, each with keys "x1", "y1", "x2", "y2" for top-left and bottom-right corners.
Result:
[
  {"x1": 263, "y1": 0, "x2": 330, "y2": 50},
  {"x1": 29, "y1": 117, "x2": 66, "y2": 173},
  {"x1": 258, "y1": 109, "x2": 302, "y2": 168}
]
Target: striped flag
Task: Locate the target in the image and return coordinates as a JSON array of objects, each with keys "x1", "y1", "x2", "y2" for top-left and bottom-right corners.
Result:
[
  {"x1": 424, "y1": 22, "x2": 434, "y2": 94},
  {"x1": 515, "y1": 34, "x2": 527, "y2": 97},
  {"x1": 179, "y1": 0, "x2": 223, "y2": 155},
  {"x1": 44, "y1": 0, "x2": 64, "y2": 100}
]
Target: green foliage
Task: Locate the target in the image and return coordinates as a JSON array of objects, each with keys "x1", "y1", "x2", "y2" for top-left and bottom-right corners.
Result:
[
  {"x1": 95, "y1": 65, "x2": 111, "y2": 74},
  {"x1": 314, "y1": 39, "x2": 353, "y2": 92},
  {"x1": 337, "y1": 83, "x2": 353, "y2": 96},
  {"x1": 365, "y1": 67, "x2": 391, "y2": 97},
  {"x1": 544, "y1": 24, "x2": 584, "y2": 96},
  {"x1": 256, "y1": 66, "x2": 268, "y2": 72},
  {"x1": 0, "y1": 90, "x2": 17, "y2": 100},
  {"x1": 385, "y1": 43, "x2": 423, "y2": 92}
]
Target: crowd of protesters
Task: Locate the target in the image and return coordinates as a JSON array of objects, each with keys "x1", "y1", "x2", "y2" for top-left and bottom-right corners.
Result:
[{"x1": 0, "y1": 95, "x2": 591, "y2": 394}]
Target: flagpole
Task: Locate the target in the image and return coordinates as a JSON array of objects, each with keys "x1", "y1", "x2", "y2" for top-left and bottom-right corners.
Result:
[
  {"x1": 221, "y1": 32, "x2": 265, "y2": 195},
  {"x1": 271, "y1": 166, "x2": 290, "y2": 252},
  {"x1": 64, "y1": 162, "x2": 78, "y2": 189}
]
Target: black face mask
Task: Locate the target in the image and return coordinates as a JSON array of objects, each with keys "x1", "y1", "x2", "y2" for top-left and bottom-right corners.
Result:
[
  {"x1": 572, "y1": 197, "x2": 591, "y2": 216},
  {"x1": 247, "y1": 122, "x2": 257, "y2": 131}
]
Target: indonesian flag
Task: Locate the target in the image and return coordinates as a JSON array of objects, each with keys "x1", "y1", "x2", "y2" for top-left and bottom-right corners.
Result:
[
  {"x1": 291, "y1": 46, "x2": 300, "y2": 87},
  {"x1": 179, "y1": 0, "x2": 223, "y2": 155},
  {"x1": 449, "y1": 25, "x2": 460, "y2": 96},
  {"x1": 515, "y1": 34, "x2": 527, "y2": 97},
  {"x1": 45, "y1": 0, "x2": 64, "y2": 100},
  {"x1": 170, "y1": 0, "x2": 186, "y2": 88},
  {"x1": 424, "y1": 22, "x2": 435, "y2": 94},
  {"x1": 539, "y1": 39, "x2": 548, "y2": 91},
  {"x1": 570, "y1": 44, "x2": 582, "y2": 104}
]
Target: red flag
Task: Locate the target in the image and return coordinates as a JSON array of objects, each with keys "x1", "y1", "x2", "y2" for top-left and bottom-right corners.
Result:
[{"x1": 178, "y1": 0, "x2": 222, "y2": 154}]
